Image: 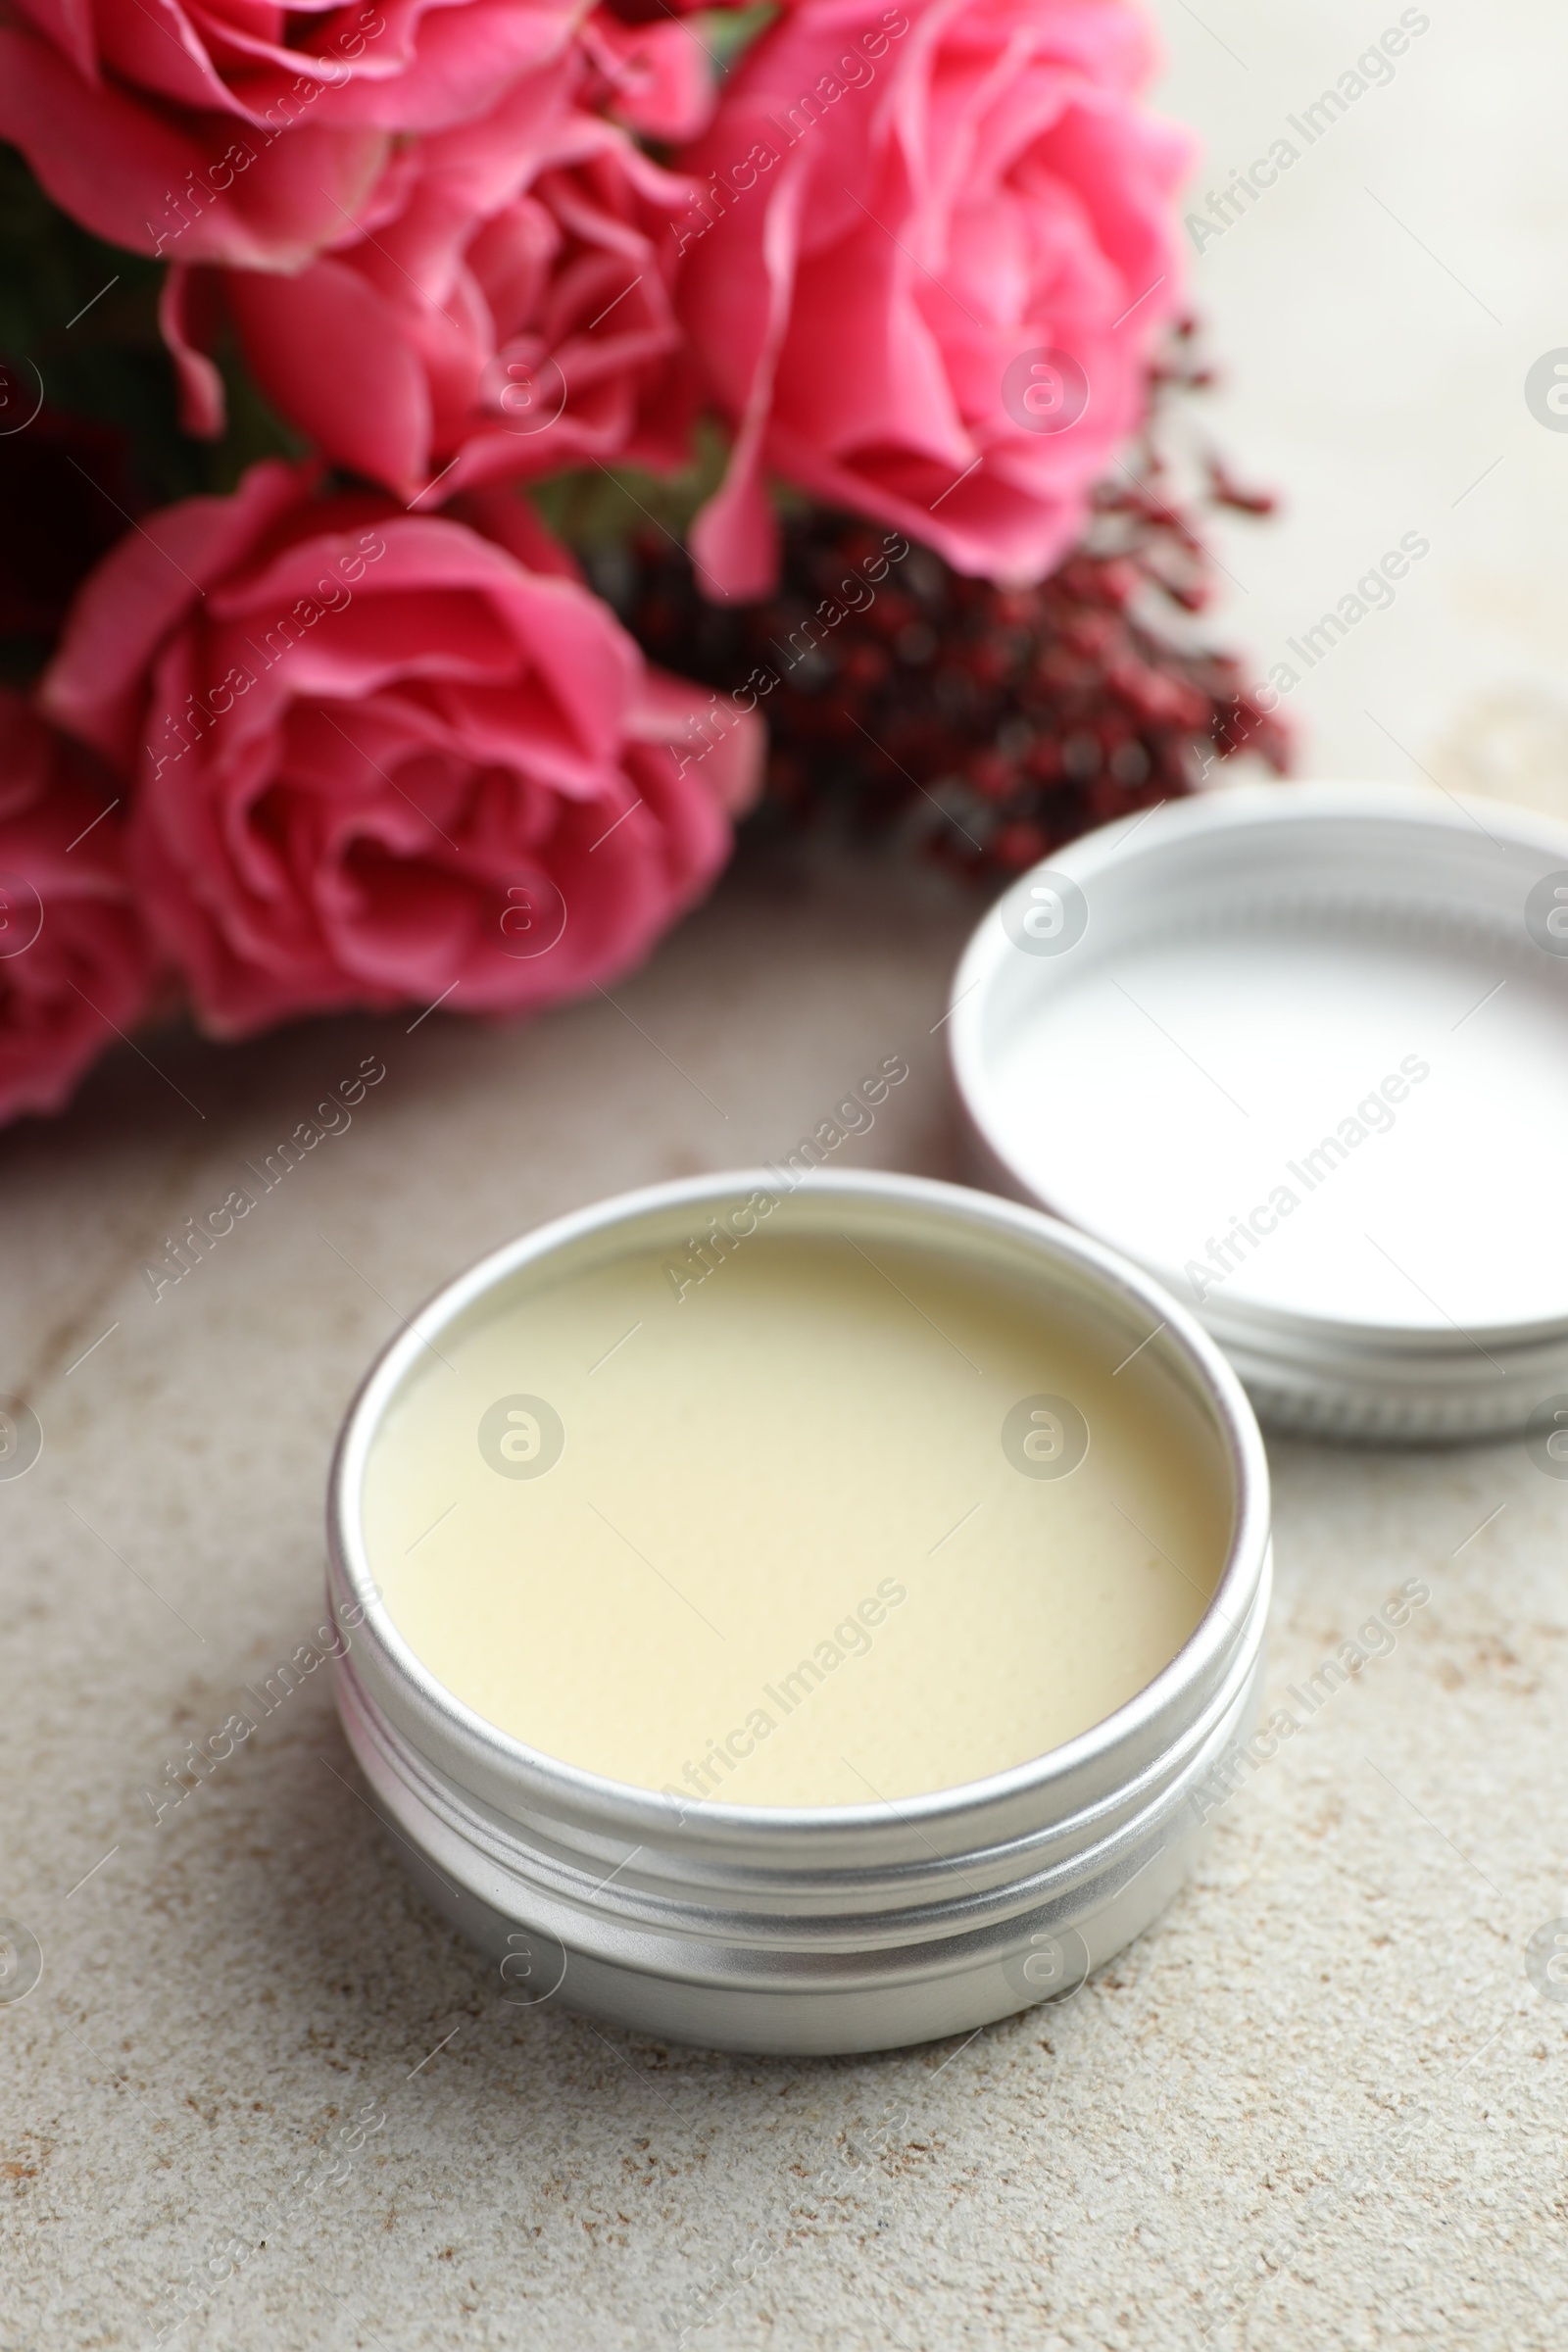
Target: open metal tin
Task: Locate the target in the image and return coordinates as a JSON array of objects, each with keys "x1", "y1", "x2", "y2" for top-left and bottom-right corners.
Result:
[
  {"x1": 950, "y1": 783, "x2": 1568, "y2": 1441},
  {"x1": 326, "y1": 1170, "x2": 1270, "y2": 2056}
]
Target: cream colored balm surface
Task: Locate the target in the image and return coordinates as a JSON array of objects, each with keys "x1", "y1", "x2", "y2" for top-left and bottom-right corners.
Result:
[{"x1": 363, "y1": 1235, "x2": 1231, "y2": 1808}]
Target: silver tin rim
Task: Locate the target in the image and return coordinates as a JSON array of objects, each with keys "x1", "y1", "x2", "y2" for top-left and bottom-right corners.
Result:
[
  {"x1": 947, "y1": 782, "x2": 1568, "y2": 1440},
  {"x1": 326, "y1": 1169, "x2": 1271, "y2": 2053}
]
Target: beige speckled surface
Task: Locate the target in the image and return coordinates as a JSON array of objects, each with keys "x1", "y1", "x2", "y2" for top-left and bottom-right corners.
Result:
[
  {"x1": 3, "y1": 846, "x2": 1566, "y2": 2352},
  {"x1": 7, "y1": 2, "x2": 1568, "y2": 2342},
  {"x1": 1156, "y1": 0, "x2": 1568, "y2": 817}
]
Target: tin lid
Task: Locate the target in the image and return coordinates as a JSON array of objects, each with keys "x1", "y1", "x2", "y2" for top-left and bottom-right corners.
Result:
[{"x1": 949, "y1": 783, "x2": 1568, "y2": 1439}]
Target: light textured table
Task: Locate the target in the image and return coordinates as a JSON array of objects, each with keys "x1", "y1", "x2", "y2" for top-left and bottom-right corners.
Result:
[
  {"x1": 3, "y1": 842, "x2": 1565, "y2": 2351},
  {"x1": 1155, "y1": 0, "x2": 1568, "y2": 816},
  {"x1": 7, "y1": 2, "x2": 1568, "y2": 2343}
]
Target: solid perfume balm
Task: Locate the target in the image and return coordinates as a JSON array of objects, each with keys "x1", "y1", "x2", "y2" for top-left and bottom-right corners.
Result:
[{"x1": 360, "y1": 1231, "x2": 1231, "y2": 1808}]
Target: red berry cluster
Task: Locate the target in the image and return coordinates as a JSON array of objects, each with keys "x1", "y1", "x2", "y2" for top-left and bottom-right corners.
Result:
[{"x1": 613, "y1": 329, "x2": 1291, "y2": 883}]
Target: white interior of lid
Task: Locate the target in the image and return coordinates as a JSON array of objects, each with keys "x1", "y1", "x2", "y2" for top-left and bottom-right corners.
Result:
[{"x1": 972, "y1": 794, "x2": 1568, "y2": 1343}]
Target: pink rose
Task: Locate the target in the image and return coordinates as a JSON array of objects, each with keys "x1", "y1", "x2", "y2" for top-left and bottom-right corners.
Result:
[
  {"x1": 0, "y1": 0, "x2": 580, "y2": 268},
  {"x1": 0, "y1": 692, "x2": 158, "y2": 1125},
  {"x1": 163, "y1": 69, "x2": 702, "y2": 503},
  {"x1": 677, "y1": 0, "x2": 1190, "y2": 597},
  {"x1": 579, "y1": 6, "x2": 715, "y2": 143},
  {"x1": 41, "y1": 464, "x2": 761, "y2": 1040}
]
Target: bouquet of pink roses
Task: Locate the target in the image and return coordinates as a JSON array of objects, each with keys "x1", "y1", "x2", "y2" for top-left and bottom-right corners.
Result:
[{"x1": 0, "y1": 0, "x2": 1283, "y2": 1126}]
